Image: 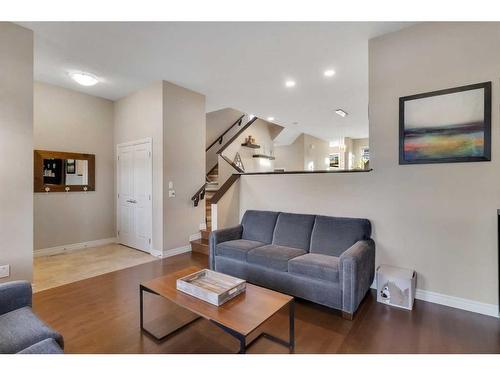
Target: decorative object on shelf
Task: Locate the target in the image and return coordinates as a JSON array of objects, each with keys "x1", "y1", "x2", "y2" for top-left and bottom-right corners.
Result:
[
  {"x1": 176, "y1": 269, "x2": 246, "y2": 306},
  {"x1": 233, "y1": 152, "x2": 245, "y2": 171},
  {"x1": 376, "y1": 265, "x2": 416, "y2": 310},
  {"x1": 244, "y1": 135, "x2": 256, "y2": 145},
  {"x1": 399, "y1": 81, "x2": 491, "y2": 164}
]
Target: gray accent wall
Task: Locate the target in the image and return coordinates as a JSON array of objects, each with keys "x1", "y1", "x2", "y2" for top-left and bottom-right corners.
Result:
[
  {"x1": 0, "y1": 23, "x2": 33, "y2": 282},
  {"x1": 34, "y1": 82, "x2": 115, "y2": 250},
  {"x1": 162, "y1": 81, "x2": 205, "y2": 251},
  {"x1": 240, "y1": 22, "x2": 500, "y2": 306},
  {"x1": 114, "y1": 81, "x2": 164, "y2": 252}
]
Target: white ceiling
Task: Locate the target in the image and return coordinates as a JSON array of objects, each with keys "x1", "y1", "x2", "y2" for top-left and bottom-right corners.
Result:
[{"x1": 19, "y1": 22, "x2": 413, "y2": 141}]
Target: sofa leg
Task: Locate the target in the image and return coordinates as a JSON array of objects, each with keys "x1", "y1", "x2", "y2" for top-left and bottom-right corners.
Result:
[{"x1": 342, "y1": 311, "x2": 354, "y2": 320}]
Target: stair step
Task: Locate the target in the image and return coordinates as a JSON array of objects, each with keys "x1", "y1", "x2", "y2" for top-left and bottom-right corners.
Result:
[
  {"x1": 190, "y1": 238, "x2": 209, "y2": 255},
  {"x1": 201, "y1": 229, "x2": 211, "y2": 240}
]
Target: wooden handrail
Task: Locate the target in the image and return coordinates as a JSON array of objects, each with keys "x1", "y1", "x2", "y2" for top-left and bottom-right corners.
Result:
[
  {"x1": 220, "y1": 154, "x2": 244, "y2": 173},
  {"x1": 205, "y1": 114, "x2": 245, "y2": 152},
  {"x1": 210, "y1": 174, "x2": 241, "y2": 204},
  {"x1": 216, "y1": 116, "x2": 258, "y2": 155}
]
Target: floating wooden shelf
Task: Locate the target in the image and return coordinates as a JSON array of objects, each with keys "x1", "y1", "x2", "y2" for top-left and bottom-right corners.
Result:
[
  {"x1": 241, "y1": 143, "x2": 261, "y2": 149},
  {"x1": 252, "y1": 154, "x2": 275, "y2": 160}
]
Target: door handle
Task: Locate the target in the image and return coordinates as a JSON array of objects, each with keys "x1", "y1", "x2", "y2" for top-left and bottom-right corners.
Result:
[{"x1": 126, "y1": 199, "x2": 137, "y2": 204}]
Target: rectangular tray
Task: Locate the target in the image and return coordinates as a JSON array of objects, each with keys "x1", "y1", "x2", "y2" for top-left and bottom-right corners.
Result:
[{"x1": 176, "y1": 269, "x2": 246, "y2": 306}]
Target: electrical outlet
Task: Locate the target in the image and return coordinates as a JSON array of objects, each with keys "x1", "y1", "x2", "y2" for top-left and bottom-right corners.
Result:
[
  {"x1": 168, "y1": 190, "x2": 176, "y2": 198},
  {"x1": 0, "y1": 264, "x2": 10, "y2": 278}
]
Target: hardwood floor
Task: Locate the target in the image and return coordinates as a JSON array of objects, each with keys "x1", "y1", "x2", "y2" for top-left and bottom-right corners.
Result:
[
  {"x1": 33, "y1": 252, "x2": 500, "y2": 354},
  {"x1": 33, "y1": 244, "x2": 157, "y2": 292}
]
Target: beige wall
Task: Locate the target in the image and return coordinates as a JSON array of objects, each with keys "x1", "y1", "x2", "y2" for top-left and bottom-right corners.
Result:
[
  {"x1": 0, "y1": 23, "x2": 33, "y2": 282},
  {"x1": 303, "y1": 134, "x2": 331, "y2": 171},
  {"x1": 274, "y1": 134, "x2": 305, "y2": 171},
  {"x1": 114, "y1": 81, "x2": 164, "y2": 251},
  {"x1": 274, "y1": 133, "x2": 331, "y2": 171},
  {"x1": 240, "y1": 22, "x2": 500, "y2": 307},
  {"x1": 212, "y1": 179, "x2": 241, "y2": 230},
  {"x1": 223, "y1": 119, "x2": 276, "y2": 174},
  {"x1": 206, "y1": 108, "x2": 243, "y2": 148},
  {"x1": 162, "y1": 81, "x2": 205, "y2": 250},
  {"x1": 34, "y1": 82, "x2": 115, "y2": 250}
]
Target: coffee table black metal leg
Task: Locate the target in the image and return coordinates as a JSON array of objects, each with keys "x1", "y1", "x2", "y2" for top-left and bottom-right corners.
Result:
[
  {"x1": 289, "y1": 300, "x2": 295, "y2": 352},
  {"x1": 140, "y1": 285, "x2": 145, "y2": 332},
  {"x1": 211, "y1": 299, "x2": 295, "y2": 354}
]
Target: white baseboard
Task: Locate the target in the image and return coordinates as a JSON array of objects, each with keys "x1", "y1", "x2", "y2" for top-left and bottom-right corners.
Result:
[
  {"x1": 149, "y1": 249, "x2": 163, "y2": 258},
  {"x1": 151, "y1": 245, "x2": 191, "y2": 259},
  {"x1": 414, "y1": 289, "x2": 498, "y2": 318},
  {"x1": 189, "y1": 232, "x2": 201, "y2": 241},
  {"x1": 150, "y1": 233, "x2": 201, "y2": 258},
  {"x1": 199, "y1": 222, "x2": 207, "y2": 230},
  {"x1": 35, "y1": 237, "x2": 118, "y2": 257},
  {"x1": 164, "y1": 245, "x2": 191, "y2": 258},
  {"x1": 370, "y1": 282, "x2": 498, "y2": 318}
]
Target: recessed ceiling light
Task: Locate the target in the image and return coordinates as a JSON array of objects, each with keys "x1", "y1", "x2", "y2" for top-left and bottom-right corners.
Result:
[
  {"x1": 335, "y1": 109, "x2": 348, "y2": 118},
  {"x1": 70, "y1": 72, "x2": 99, "y2": 86},
  {"x1": 285, "y1": 80, "x2": 296, "y2": 88},
  {"x1": 267, "y1": 117, "x2": 275, "y2": 122},
  {"x1": 324, "y1": 69, "x2": 336, "y2": 77}
]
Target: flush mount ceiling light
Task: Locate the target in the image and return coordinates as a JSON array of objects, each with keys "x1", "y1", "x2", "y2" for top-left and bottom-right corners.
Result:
[
  {"x1": 324, "y1": 69, "x2": 336, "y2": 77},
  {"x1": 285, "y1": 80, "x2": 296, "y2": 88},
  {"x1": 69, "y1": 72, "x2": 99, "y2": 86},
  {"x1": 267, "y1": 116, "x2": 275, "y2": 122},
  {"x1": 335, "y1": 109, "x2": 348, "y2": 118}
]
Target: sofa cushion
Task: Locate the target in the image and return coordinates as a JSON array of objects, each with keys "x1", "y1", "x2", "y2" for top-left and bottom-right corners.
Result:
[
  {"x1": 0, "y1": 307, "x2": 63, "y2": 354},
  {"x1": 18, "y1": 338, "x2": 63, "y2": 354},
  {"x1": 216, "y1": 239, "x2": 265, "y2": 261},
  {"x1": 289, "y1": 253, "x2": 340, "y2": 282},
  {"x1": 272, "y1": 212, "x2": 316, "y2": 251},
  {"x1": 247, "y1": 244, "x2": 306, "y2": 272},
  {"x1": 310, "y1": 216, "x2": 372, "y2": 256},
  {"x1": 241, "y1": 210, "x2": 280, "y2": 244}
]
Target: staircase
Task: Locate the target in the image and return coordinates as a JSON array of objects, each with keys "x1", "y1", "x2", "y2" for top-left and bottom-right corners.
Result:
[
  {"x1": 190, "y1": 113, "x2": 258, "y2": 256},
  {"x1": 190, "y1": 164, "x2": 218, "y2": 254}
]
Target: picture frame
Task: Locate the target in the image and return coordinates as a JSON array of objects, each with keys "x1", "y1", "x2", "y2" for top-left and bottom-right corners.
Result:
[
  {"x1": 399, "y1": 81, "x2": 491, "y2": 165},
  {"x1": 66, "y1": 159, "x2": 76, "y2": 174}
]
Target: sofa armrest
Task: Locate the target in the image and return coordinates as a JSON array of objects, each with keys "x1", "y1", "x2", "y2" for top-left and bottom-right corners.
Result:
[
  {"x1": 339, "y1": 239, "x2": 375, "y2": 314},
  {"x1": 208, "y1": 225, "x2": 243, "y2": 270},
  {"x1": 0, "y1": 281, "x2": 32, "y2": 315}
]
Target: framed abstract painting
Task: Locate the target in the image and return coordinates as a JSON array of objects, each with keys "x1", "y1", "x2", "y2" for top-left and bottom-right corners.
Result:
[{"x1": 399, "y1": 81, "x2": 491, "y2": 164}]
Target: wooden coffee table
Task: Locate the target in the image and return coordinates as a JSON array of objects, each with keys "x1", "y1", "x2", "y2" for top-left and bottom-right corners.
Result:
[{"x1": 140, "y1": 266, "x2": 295, "y2": 353}]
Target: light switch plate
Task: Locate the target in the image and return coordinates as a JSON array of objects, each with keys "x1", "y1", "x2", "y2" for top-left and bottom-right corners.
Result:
[
  {"x1": 168, "y1": 181, "x2": 174, "y2": 189},
  {"x1": 0, "y1": 264, "x2": 10, "y2": 278}
]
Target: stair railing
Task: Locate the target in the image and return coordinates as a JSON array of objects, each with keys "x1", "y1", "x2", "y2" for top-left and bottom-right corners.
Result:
[
  {"x1": 205, "y1": 114, "x2": 245, "y2": 152},
  {"x1": 192, "y1": 114, "x2": 257, "y2": 207}
]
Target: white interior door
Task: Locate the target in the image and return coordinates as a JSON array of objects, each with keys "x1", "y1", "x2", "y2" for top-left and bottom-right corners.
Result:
[{"x1": 117, "y1": 139, "x2": 152, "y2": 253}]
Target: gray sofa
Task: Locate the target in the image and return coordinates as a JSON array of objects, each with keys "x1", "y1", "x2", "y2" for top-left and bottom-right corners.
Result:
[
  {"x1": 209, "y1": 210, "x2": 375, "y2": 317},
  {"x1": 0, "y1": 281, "x2": 64, "y2": 354}
]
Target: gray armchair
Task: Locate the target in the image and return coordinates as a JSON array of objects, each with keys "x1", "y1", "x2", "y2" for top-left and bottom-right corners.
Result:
[
  {"x1": 0, "y1": 281, "x2": 64, "y2": 354},
  {"x1": 209, "y1": 210, "x2": 375, "y2": 318}
]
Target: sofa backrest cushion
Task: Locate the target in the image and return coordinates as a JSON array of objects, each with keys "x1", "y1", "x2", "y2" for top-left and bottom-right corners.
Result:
[
  {"x1": 310, "y1": 216, "x2": 372, "y2": 256},
  {"x1": 272, "y1": 212, "x2": 316, "y2": 251},
  {"x1": 241, "y1": 210, "x2": 280, "y2": 244}
]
